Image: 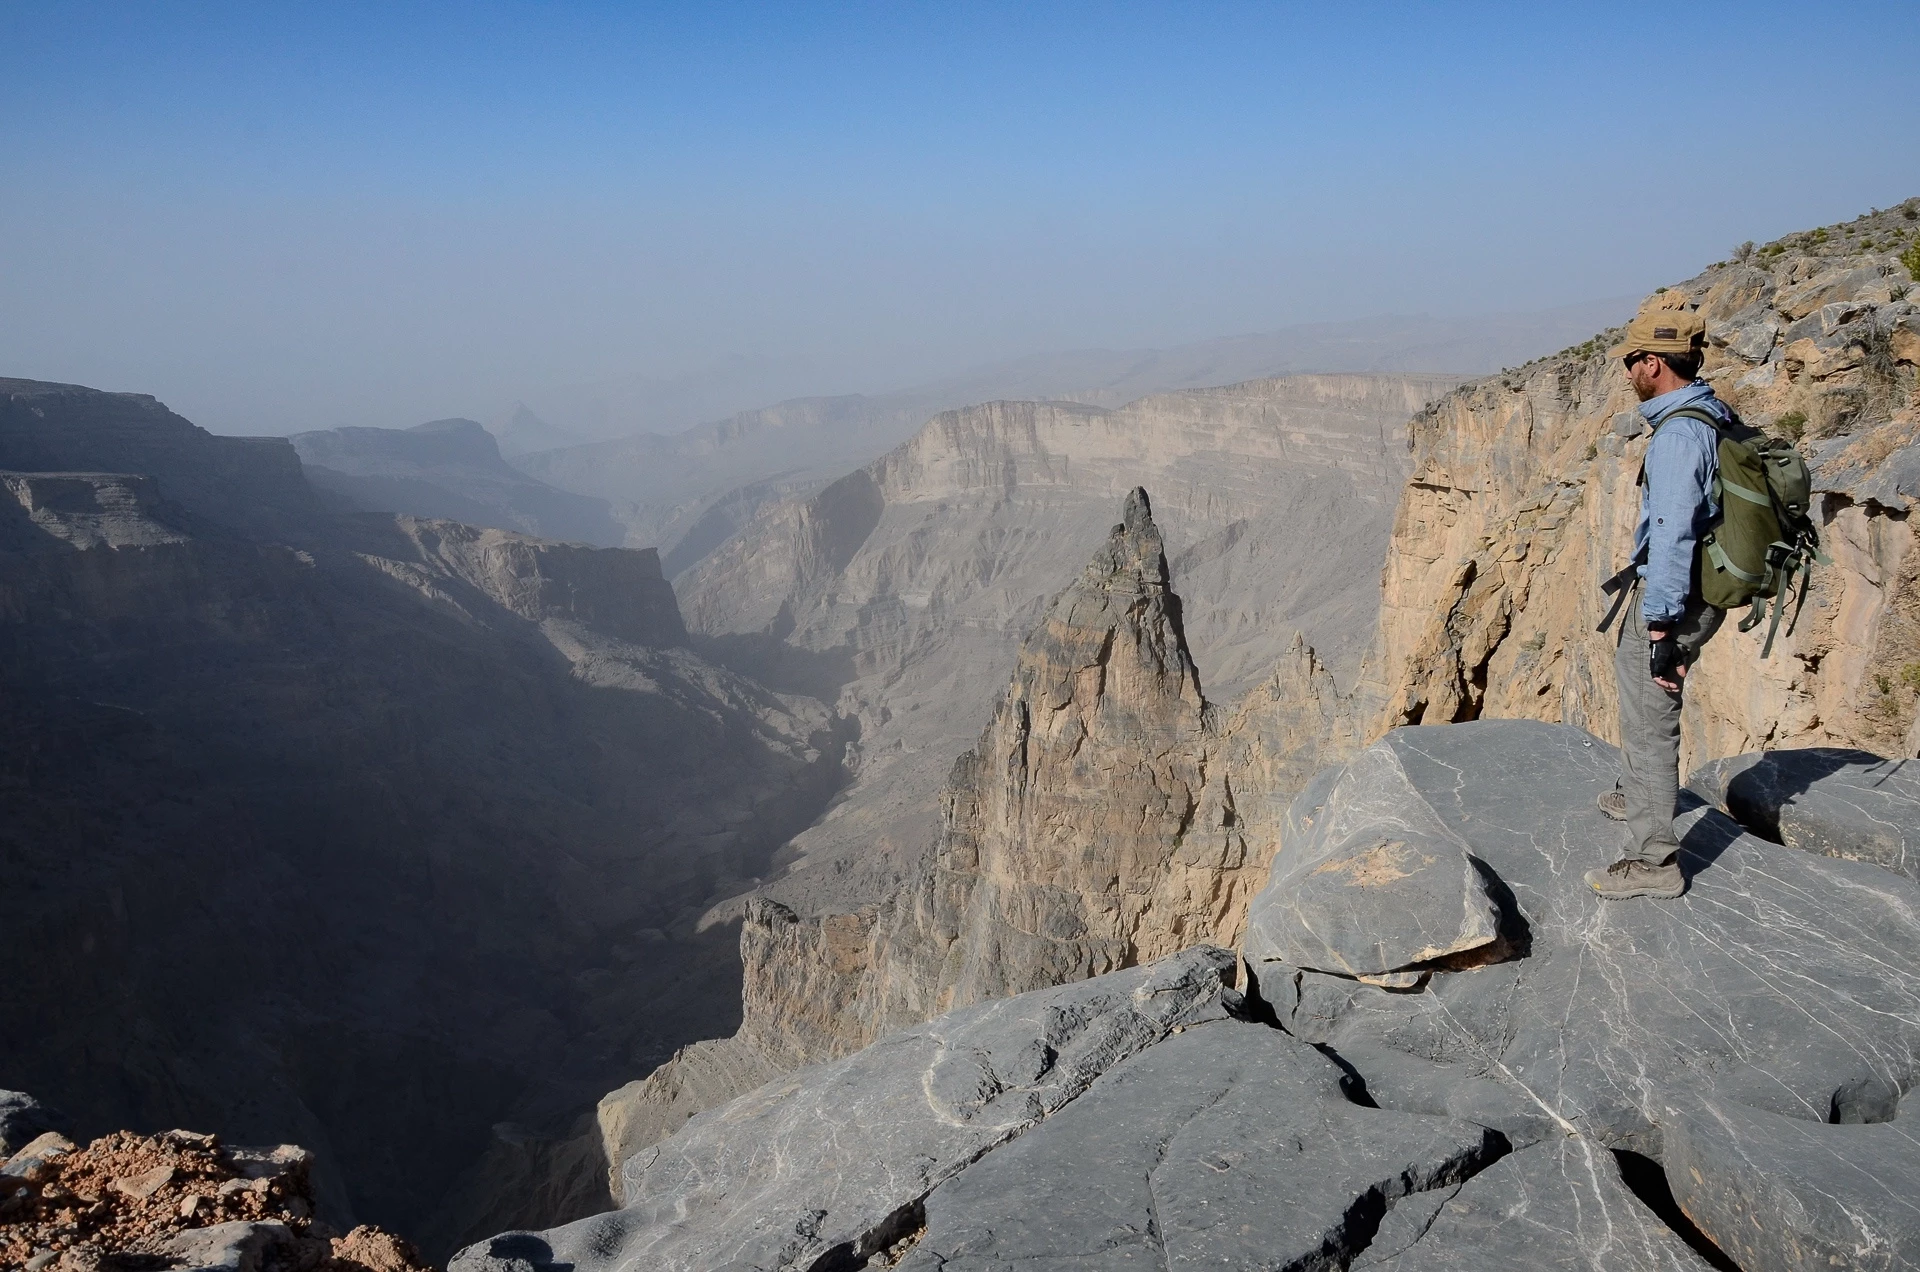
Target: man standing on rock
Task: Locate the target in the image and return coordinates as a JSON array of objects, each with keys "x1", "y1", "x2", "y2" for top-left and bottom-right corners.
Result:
[{"x1": 1589, "y1": 306, "x2": 1727, "y2": 900}]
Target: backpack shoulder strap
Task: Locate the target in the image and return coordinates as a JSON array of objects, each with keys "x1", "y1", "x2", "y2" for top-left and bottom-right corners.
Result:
[{"x1": 1662, "y1": 405, "x2": 1730, "y2": 432}]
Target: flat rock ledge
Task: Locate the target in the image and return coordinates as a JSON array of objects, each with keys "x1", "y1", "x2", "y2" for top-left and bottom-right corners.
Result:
[{"x1": 459, "y1": 721, "x2": 1920, "y2": 1272}]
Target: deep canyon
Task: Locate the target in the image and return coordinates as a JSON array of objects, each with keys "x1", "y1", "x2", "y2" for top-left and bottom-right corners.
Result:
[{"x1": 5, "y1": 201, "x2": 1920, "y2": 1272}]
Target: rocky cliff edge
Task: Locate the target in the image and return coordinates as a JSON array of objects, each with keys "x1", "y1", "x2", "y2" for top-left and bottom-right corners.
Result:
[{"x1": 460, "y1": 718, "x2": 1920, "y2": 1272}]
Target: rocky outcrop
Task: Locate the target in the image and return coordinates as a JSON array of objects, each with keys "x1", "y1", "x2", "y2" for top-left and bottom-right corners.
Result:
[
  {"x1": 2, "y1": 378, "x2": 318, "y2": 538},
  {"x1": 591, "y1": 489, "x2": 1294, "y2": 1180},
  {"x1": 0, "y1": 379, "x2": 850, "y2": 1255},
  {"x1": 1364, "y1": 202, "x2": 1920, "y2": 768},
  {"x1": 1247, "y1": 721, "x2": 1920, "y2": 1270},
  {"x1": 1689, "y1": 746, "x2": 1920, "y2": 880},
  {"x1": 455, "y1": 948, "x2": 1251, "y2": 1272},
  {"x1": 684, "y1": 373, "x2": 1456, "y2": 1007},
  {"x1": 478, "y1": 718, "x2": 1920, "y2": 1272},
  {"x1": 293, "y1": 418, "x2": 625, "y2": 547},
  {"x1": 867, "y1": 488, "x2": 1249, "y2": 1018},
  {"x1": 0, "y1": 1122, "x2": 430, "y2": 1272},
  {"x1": 609, "y1": 492, "x2": 1268, "y2": 1142}
]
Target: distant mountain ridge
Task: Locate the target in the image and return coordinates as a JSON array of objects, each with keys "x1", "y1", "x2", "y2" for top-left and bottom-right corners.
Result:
[
  {"x1": 291, "y1": 416, "x2": 625, "y2": 546},
  {"x1": 510, "y1": 297, "x2": 1635, "y2": 558}
]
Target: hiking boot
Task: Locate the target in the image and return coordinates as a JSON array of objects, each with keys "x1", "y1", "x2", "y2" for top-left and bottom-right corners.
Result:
[
  {"x1": 1585, "y1": 857, "x2": 1685, "y2": 901},
  {"x1": 1596, "y1": 785, "x2": 1626, "y2": 821}
]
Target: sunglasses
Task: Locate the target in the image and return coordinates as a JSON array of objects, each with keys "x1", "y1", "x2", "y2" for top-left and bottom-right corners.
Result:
[{"x1": 1621, "y1": 352, "x2": 1651, "y2": 371}]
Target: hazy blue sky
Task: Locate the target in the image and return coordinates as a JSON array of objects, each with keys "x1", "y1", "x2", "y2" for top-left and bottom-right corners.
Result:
[{"x1": 4, "y1": 1, "x2": 1916, "y2": 435}]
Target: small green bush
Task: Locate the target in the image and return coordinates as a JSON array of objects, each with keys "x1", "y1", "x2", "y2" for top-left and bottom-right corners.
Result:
[
  {"x1": 1900, "y1": 663, "x2": 1920, "y2": 692},
  {"x1": 1901, "y1": 240, "x2": 1920, "y2": 280},
  {"x1": 1811, "y1": 227, "x2": 1830, "y2": 244},
  {"x1": 1876, "y1": 673, "x2": 1893, "y2": 696},
  {"x1": 1776, "y1": 410, "x2": 1808, "y2": 439}
]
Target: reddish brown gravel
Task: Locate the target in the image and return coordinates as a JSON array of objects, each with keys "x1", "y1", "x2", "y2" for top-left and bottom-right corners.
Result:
[{"x1": 0, "y1": 1128, "x2": 434, "y2": 1271}]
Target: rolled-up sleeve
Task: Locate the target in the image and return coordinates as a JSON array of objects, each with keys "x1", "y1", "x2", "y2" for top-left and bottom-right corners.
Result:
[{"x1": 1641, "y1": 423, "x2": 1717, "y2": 623}]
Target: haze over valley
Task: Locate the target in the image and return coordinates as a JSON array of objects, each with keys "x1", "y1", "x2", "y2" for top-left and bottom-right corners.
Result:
[{"x1": 5, "y1": 6, "x2": 1920, "y2": 1271}]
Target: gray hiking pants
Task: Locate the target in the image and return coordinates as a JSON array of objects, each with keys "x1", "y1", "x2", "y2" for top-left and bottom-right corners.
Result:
[{"x1": 1613, "y1": 587, "x2": 1725, "y2": 865}]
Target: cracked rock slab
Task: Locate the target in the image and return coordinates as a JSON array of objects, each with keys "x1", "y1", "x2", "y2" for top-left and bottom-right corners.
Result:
[
  {"x1": 1251, "y1": 722, "x2": 1920, "y2": 1150},
  {"x1": 451, "y1": 947, "x2": 1241, "y2": 1272},
  {"x1": 895, "y1": 1020, "x2": 1499, "y2": 1271},
  {"x1": 1354, "y1": 1139, "x2": 1714, "y2": 1270},
  {"x1": 1662, "y1": 1095, "x2": 1920, "y2": 1272},
  {"x1": 1243, "y1": 743, "x2": 1503, "y2": 981},
  {"x1": 1688, "y1": 747, "x2": 1920, "y2": 881},
  {"x1": 1247, "y1": 721, "x2": 1920, "y2": 1272}
]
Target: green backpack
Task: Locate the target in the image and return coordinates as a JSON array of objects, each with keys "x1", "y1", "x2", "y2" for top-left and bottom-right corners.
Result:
[{"x1": 1666, "y1": 406, "x2": 1825, "y2": 656}]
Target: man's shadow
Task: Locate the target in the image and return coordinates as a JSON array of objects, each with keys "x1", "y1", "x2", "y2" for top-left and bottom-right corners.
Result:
[
  {"x1": 1675, "y1": 788, "x2": 1744, "y2": 882},
  {"x1": 1678, "y1": 748, "x2": 1900, "y2": 882},
  {"x1": 1719, "y1": 748, "x2": 1899, "y2": 841}
]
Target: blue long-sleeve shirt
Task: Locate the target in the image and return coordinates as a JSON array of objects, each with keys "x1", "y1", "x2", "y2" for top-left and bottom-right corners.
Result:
[{"x1": 1633, "y1": 381, "x2": 1724, "y2": 623}]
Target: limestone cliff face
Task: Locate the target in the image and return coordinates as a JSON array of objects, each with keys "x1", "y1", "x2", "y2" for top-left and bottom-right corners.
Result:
[
  {"x1": 371, "y1": 518, "x2": 688, "y2": 648},
  {"x1": 680, "y1": 373, "x2": 1456, "y2": 941},
  {"x1": 1365, "y1": 202, "x2": 1920, "y2": 768},
  {"x1": 596, "y1": 491, "x2": 1272, "y2": 1170},
  {"x1": 758, "y1": 489, "x2": 1253, "y2": 1042}
]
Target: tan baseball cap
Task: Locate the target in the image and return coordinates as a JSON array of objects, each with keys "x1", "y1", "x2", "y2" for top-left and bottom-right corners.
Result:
[{"x1": 1607, "y1": 304, "x2": 1706, "y2": 359}]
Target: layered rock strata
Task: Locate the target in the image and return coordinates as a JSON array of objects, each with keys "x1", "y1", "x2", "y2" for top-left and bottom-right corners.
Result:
[{"x1": 469, "y1": 718, "x2": 1920, "y2": 1272}]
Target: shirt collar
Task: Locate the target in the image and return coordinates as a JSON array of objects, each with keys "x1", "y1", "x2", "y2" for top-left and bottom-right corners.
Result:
[{"x1": 1638, "y1": 380, "x2": 1715, "y2": 424}]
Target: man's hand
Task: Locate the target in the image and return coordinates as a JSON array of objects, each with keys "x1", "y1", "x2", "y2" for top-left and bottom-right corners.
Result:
[{"x1": 1649, "y1": 628, "x2": 1686, "y2": 691}]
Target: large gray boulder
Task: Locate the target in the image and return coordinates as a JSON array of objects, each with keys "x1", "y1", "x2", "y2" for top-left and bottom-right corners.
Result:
[
  {"x1": 1247, "y1": 721, "x2": 1920, "y2": 1271},
  {"x1": 1688, "y1": 747, "x2": 1920, "y2": 881},
  {"x1": 1243, "y1": 742, "x2": 1504, "y2": 987},
  {"x1": 1661, "y1": 1094, "x2": 1920, "y2": 1272},
  {"x1": 453, "y1": 947, "x2": 1245, "y2": 1272},
  {"x1": 0, "y1": 1091, "x2": 63, "y2": 1157},
  {"x1": 1354, "y1": 1139, "x2": 1714, "y2": 1270},
  {"x1": 894, "y1": 1020, "x2": 1500, "y2": 1270}
]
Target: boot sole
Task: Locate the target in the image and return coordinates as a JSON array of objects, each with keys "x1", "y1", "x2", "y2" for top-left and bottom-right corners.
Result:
[
  {"x1": 1586, "y1": 873, "x2": 1685, "y2": 900},
  {"x1": 1596, "y1": 795, "x2": 1626, "y2": 821}
]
